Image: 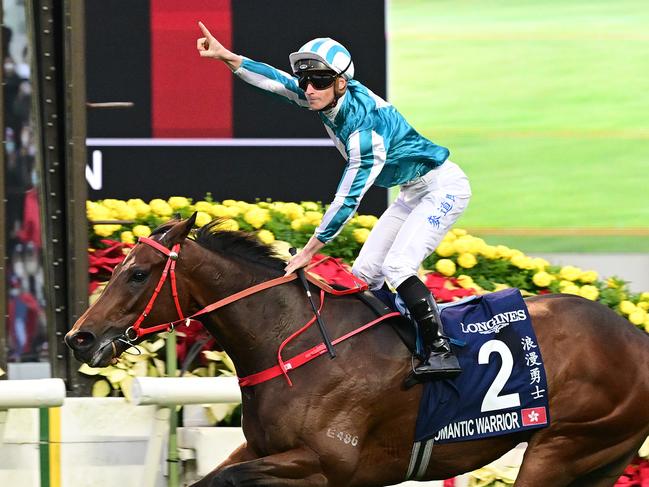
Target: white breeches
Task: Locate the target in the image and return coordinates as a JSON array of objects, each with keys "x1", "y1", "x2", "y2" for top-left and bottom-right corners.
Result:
[{"x1": 352, "y1": 160, "x2": 471, "y2": 290}]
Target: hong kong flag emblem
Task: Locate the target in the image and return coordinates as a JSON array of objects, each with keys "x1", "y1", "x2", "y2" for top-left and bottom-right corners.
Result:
[{"x1": 521, "y1": 407, "x2": 548, "y2": 426}]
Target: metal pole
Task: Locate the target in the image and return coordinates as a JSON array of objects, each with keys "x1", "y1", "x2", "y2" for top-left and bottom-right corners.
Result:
[
  {"x1": 63, "y1": 0, "x2": 90, "y2": 394},
  {"x1": 0, "y1": 2, "x2": 7, "y2": 375},
  {"x1": 165, "y1": 331, "x2": 179, "y2": 487}
]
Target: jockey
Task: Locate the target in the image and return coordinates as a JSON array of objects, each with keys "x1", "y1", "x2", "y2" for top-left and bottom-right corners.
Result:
[{"x1": 197, "y1": 22, "x2": 471, "y2": 380}]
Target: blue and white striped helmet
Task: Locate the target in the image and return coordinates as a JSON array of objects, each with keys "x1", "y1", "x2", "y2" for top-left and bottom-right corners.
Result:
[{"x1": 289, "y1": 38, "x2": 354, "y2": 80}]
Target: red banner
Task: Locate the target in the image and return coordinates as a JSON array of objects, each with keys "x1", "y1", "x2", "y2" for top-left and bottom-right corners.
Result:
[{"x1": 151, "y1": 0, "x2": 232, "y2": 137}]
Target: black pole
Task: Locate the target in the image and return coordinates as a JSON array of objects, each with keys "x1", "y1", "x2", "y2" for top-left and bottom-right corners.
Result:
[{"x1": 289, "y1": 248, "x2": 336, "y2": 359}]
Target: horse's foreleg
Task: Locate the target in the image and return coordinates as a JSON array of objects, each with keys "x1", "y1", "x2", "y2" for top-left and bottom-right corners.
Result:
[
  {"x1": 189, "y1": 442, "x2": 256, "y2": 487},
  {"x1": 200, "y1": 447, "x2": 329, "y2": 487}
]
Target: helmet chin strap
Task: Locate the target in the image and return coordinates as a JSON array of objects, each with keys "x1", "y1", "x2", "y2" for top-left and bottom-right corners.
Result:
[{"x1": 318, "y1": 83, "x2": 345, "y2": 112}]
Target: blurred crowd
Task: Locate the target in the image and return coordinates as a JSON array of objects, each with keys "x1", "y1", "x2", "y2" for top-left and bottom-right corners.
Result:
[{"x1": 3, "y1": 23, "x2": 47, "y2": 362}]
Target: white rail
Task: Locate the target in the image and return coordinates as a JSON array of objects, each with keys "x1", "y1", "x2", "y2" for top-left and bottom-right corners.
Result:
[
  {"x1": 131, "y1": 376, "x2": 241, "y2": 406},
  {"x1": 0, "y1": 378, "x2": 66, "y2": 408}
]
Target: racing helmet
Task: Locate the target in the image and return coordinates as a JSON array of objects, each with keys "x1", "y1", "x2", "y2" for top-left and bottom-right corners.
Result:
[{"x1": 289, "y1": 38, "x2": 354, "y2": 80}]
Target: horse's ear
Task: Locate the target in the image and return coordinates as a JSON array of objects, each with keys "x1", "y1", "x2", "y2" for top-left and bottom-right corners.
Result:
[{"x1": 162, "y1": 213, "x2": 197, "y2": 246}]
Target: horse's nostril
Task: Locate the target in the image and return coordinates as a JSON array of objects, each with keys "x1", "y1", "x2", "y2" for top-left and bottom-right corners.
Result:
[{"x1": 66, "y1": 331, "x2": 97, "y2": 351}]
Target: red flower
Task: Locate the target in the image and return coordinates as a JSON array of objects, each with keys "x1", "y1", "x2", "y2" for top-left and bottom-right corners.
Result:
[
  {"x1": 424, "y1": 272, "x2": 478, "y2": 303},
  {"x1": 615, "y1": 458, "x2": 649, "y2": 487}
]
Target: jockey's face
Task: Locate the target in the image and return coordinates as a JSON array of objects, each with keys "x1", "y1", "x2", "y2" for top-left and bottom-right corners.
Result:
[{"x1": 303, "y1": 76, "x2": 347, "y2": 110}]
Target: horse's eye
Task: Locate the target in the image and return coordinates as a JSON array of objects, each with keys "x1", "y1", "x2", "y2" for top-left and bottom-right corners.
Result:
[{"x1": 130, "y1": 270, "x2": 149, "y2": 283}]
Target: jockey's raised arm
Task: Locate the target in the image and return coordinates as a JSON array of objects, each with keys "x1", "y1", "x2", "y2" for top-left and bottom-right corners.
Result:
[{"x1": 234, "y1": 59, "x2": 310, "y2": 108}]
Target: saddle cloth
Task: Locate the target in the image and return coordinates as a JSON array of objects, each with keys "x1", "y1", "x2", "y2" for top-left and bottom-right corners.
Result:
[{"x1": 414, "y1": 288, "x2": 550, "y2": 443}]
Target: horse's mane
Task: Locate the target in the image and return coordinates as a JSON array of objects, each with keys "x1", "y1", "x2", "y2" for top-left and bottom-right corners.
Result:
[{"x1": 151, "y1": 219, "x2": 286, "y2": 272}]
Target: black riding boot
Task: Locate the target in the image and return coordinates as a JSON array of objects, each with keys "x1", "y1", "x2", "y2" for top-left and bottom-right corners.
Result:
[{"x1": 397, "y1": 276, "x2": 462, "y2": 380}]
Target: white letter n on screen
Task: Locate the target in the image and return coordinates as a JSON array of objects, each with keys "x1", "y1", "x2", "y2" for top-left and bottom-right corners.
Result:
[{"x1": 86, "y1": 150, "x2": 103, "y2": 190}]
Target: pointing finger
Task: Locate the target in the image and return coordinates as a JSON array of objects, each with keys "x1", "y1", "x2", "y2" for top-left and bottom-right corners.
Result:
[{"x1": 198, "y1": 21, "x2": 213, "y2": 38}]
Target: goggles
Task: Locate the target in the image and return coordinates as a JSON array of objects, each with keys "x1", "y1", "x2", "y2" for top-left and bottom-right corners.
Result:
[{"x1": 297, "y1": 71, "x2": 337, "y2": 91}]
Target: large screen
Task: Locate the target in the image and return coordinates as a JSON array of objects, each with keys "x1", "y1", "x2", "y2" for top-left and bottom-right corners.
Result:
[{"x1": 85, "y1": 0, "x2": 387, "y2": 214}]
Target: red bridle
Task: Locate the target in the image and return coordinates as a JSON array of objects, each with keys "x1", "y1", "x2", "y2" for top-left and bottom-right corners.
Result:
[
  {"x1": 124, "y1": 237, "x2": 185, "y2": 341},
  {"x1": 121, "y1": 236, "x2": 399, "y2": 387},
  {"x1": 124, "y1": 236, "x2": 306, "y2": 341}
]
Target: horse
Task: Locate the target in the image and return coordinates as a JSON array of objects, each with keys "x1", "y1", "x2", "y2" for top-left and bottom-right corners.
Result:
[{"x1": 66, "y1": 215, "x2": 649, "y2": 486}]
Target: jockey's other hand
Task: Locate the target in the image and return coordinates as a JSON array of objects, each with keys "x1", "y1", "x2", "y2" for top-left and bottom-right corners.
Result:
[{"x1": 284, "y1": 249, "x2": 313, "y2": 276}]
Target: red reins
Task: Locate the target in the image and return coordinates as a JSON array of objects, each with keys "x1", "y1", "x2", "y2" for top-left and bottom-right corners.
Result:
[{"x1": 123, "y1": 236, "x2": 398, "y2": 387}]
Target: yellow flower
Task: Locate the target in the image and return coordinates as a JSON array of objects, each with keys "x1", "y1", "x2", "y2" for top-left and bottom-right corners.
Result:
[
  {"x1": 127, "y1": 199, "x2": 151, "y2": 217},
  {"x1": 195, "y1": 211, "x2": 212, "y2": 227},
  {"x1": 93, "y1": 224, "x2": 121, "y2": 237},
  {"x1": 194, "y1": 201, "x2": 214, "y2": 214},
  {"x1": 222, "y1": 199, "x2": 237, "y2": 207},
  {"x1": 101, "y1": 198, "x2": 122, "y2": 210},
  {"x1": 494, "y1": 245, "x2": 514, "y2": 259},
  {"x1": 619, "y1": 300, "x2": 636, "y2": 315},
  {"x1": 493, "y1": 283, "x2": 510, "y2": 291},
  {"x1": 453, "y1": 236, "x2": 479, "y2": 254},
  {"x1": 452, "y1": 228, "x2": 467, "y2": 237},
  {"x1": 457, "y1": 252, "x2": 477, "y2": 268},
  {"x1": 120, "y1": 231, "x2": 135, "y2": 244},
  {"x1": 117, "y1": 205, "x2": 137, "y2": 220},
  {"x1": 226, "y1": 206, "x2": 241, "y2": 218},
  {"x1": 215, "y1": 219, "x2": 239, "y2": 231},
  {"x1": 606, "y1": 278, "x2": 620, "y2": 288},
  {"x1": 532, "y1": 271, "x2": 554, "y2": 288},
  {"x1": 531, "y1": 257, "x2": 550, "y2": 271},
  {"x1": 86, "y1": 201, "x2": 112, "y2": 221},
  {"x1": 640, "y1": 292, "x2": 649, "y2": 301},
  {"x1": 356, "y1": 215, "x2": 378, "y2": 229},
  {"x1": 244, "y1": 208, "x2": 270, "y2": 229},
  {"x1": 442, "y1": 231, "x2": 457, "y2": 242},
  {"x1": 257, "y1": 229, "x2": 275, "y2": 244},
  {"x1": 456, "y1": 274, "x2": 476, "y2": 289},
  {"x1": 283, "y1": 203, "x2": 305, "y2": 220},
  {"x1": 435, "y1": 242, "x2": 455, "y2": 257},
  {"x1": 479, "y1": 245, "x2": 497, "y2": 259},
  {"x1": 579, "y1": 270, "x2": 598, "y2": 283},
  {"x1": 210, "y1": 204, "x2": 230, "y2": 218},
  {"x1": 579, "y1": 285, "x2": 600, "y2": 301},
  {"x1": 352, "y1": 228, "x2": 370, "y2": 244},
  {"x1": 236, "y1": 201, "x2": 253, "y2": 212},
  {"x1": 511, "y1": 255, "x2": 535, "y2": 270},
  {"x1": 435, "y1": 259, "x2": 456, "y2": 277},
  {"x1": 628, "y1": 309, "x2": 647, "y2": 326},
  {"x1": 291, "y1": 218, "x2": 313, "y2": 231},
  {"x1": 132, "y1": 225, "x2": 151, "y2": 238},
  {"x1": 301, "y1": 201, "x2": 320, "y2": 211},
  {"x1": 149, "y1": 199, "x2": 173, "y2": 217},
  {"x1": 559, "y1": 266, "x2": 582, "y2": 281},
  {"x1": 561, "y1": 283, "x2": 581, "y2": 295},
  {"x1": 304, "y1": 211, "x2": 323, "y2": 226},
  {"x1": 637, "y1": 302, "x2": 649, "y2": 311}
]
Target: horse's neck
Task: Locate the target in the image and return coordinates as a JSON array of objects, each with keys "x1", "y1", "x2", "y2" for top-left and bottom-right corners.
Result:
[{"x1": 187, "y1": 248, "x2": 310, "y2": 377}]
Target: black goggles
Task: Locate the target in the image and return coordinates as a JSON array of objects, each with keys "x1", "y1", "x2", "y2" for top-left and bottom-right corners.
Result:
[{"x1": 297, "y1": 72, "x2": 337, "y2": 91}]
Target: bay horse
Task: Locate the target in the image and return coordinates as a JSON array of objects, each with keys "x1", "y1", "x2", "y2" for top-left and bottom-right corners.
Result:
[{"x1": 66, "y1": 216, "x2": 649, "y2": 486}]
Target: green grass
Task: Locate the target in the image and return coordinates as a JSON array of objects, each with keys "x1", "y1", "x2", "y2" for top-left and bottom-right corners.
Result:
[{"x1": 389, "y1": 0, "x2": 649, "y2": 251}]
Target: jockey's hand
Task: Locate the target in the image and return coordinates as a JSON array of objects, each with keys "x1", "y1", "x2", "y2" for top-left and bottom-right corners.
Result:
[
  {"x1": 284, "y1": 249, "x2": 313, "y2": 276},
  {"x1": 284, "y1": 235, "x2": 325, "y2": 276},
  {"x1": 197, "y1": 21, "x2": 242, "y2": 70}
]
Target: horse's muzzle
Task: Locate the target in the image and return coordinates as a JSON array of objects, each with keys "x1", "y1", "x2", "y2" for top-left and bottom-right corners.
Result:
[{"x1": 65, "y1": 330, "x2": 113, "y2": 366}]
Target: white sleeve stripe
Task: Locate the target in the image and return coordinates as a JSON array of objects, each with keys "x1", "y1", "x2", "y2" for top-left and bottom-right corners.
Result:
[{"x1": 237, "y1": 67, "x2": 310, "y2": 107}]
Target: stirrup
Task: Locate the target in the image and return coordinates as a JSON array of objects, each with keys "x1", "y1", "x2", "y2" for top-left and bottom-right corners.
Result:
[{"x1": 410, "y1": 349, "x2": 461, "y2": 379}]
